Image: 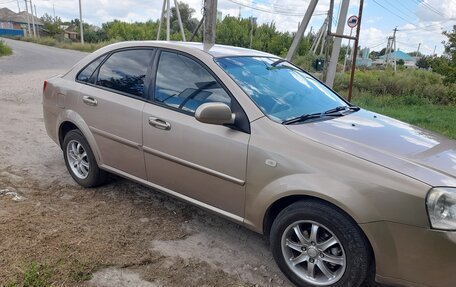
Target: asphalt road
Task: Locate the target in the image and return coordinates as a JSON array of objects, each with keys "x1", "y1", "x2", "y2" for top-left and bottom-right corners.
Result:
[{"x1": 0, "y1": 37, "x2": 87, "y2": 73}]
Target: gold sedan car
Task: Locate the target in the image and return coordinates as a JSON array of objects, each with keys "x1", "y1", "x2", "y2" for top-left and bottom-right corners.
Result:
[{"x1": 43, "y1": 41, "x2": 456, "y2": 287}]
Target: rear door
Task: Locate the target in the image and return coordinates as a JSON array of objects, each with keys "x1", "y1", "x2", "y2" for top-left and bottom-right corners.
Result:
[
  {"x1": 142, "y1": 50, "x2": 250, "y2": 217},
  {"x1": 77, "y1": 48, "x2": 155, "y2": 179}
]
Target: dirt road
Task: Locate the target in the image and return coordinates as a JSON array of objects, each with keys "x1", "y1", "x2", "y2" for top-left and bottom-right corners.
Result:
[{"x1": 0, "y1": 38, "x2": 291, "y2": 286}]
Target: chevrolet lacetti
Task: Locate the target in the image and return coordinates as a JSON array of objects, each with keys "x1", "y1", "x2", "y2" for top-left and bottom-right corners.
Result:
[{"x1": 42, "y1": 41, "x2": 456, "y2": 287}]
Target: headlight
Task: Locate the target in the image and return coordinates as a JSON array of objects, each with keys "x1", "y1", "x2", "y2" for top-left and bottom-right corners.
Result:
[{"x1": 426, "y1": 187, "x2": 456, "y2": 230}]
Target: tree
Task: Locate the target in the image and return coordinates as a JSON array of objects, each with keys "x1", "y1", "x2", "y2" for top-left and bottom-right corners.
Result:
[
  {"x1": 408, "y1": 51, "x2": 423, "y2": 57},
  {"x1": 443, "y1": 25, "x2": 456, "y2": 64},
  {"x1": 170, "y1": 2, "x2": 199, "y2": 34},
  {"x1": 40, "y1": 13, "x2": 62, "y2": 36},
  {"x1": 216, "y1": 17, "x2": 250, "y2": 48},
  {"x1": 416, "y1": 56, "x2": 431, "y2": 69},
  {"x1": 369, "y1": 50, "x2": 381, "y2": 59},
  {"x1": 441, "y1": 25, "x2": 456, "y2": 83}
]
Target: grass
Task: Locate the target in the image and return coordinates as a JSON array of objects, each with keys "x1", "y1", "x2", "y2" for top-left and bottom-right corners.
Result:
[
  {"x1": 5, "y1": 263, "x2": 52, "y2": 287},
  {"x1": 330, "y1": 68, "x2": 456, "y2": 139},
  {"x1": 9, "y1": 36, "x2": 115, "y2": 53},
  {"x1": 0, "y1": 40, "x2": 13, "y2": 56},
  {"x1": 351, "y1": 95, "x2": 456, "y2": 139},
  {"x1": 334, "y1": 69, "x2": 456, "y2": 105}
]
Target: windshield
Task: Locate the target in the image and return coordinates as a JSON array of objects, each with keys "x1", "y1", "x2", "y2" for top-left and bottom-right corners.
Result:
[{"x1": 215, "y1": 56, "x2": 349, "y2": 123}]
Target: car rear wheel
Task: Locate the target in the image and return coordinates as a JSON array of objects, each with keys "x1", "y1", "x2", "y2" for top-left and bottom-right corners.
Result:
[
  {"x1": 270, "y1": 200, "x2": 372, "y2": 287},
  {"x1": 63, "y1": 129, "x2": 106, "y2": 187}
]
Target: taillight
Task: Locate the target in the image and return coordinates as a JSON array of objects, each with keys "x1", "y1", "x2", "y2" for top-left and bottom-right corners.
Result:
[{"x1": 43, "y1": 80, "x2": 47, "y2": 95}]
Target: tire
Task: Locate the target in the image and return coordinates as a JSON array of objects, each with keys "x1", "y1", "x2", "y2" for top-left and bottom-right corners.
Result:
[
  {"x1": 270, "y1": 200, "x2": 372, "y2": 287},
  {"x1": 62, "y1": 129, "x2": 106, "y2": 187}
]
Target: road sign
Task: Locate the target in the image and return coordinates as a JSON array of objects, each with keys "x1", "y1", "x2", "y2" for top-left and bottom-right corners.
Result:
[{"x1": 347, "y1": 15, "x2": 358, "y2": 28}]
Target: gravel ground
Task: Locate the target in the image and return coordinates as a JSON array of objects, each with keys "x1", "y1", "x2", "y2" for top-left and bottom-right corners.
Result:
[{"x1": 0, "y1": 38, "x2": 291, "y2": 286}]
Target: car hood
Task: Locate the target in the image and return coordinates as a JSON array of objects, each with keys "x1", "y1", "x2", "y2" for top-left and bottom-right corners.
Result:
[{"x1": 286, "y1": 109, "x2": 456, "y2": 187}]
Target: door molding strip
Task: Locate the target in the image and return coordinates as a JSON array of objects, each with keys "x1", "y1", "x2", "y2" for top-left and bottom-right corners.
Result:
[
  {"x1": 90, "y1": 126, "x2": 142, "y2": 150},
  {"x1": 143, "y1": 146, "x2": 245, "y2": 186}
]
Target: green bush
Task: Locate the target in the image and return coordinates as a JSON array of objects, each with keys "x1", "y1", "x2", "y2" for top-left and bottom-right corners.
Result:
[
  {"x1": 293, "y1": 52, "x2": 321, "y2": 73},
  {"x1": 333, "y1": 69, "x2": 456, "y2": 105},
  {"x1": 0, "y1": 40, "x2": 12, "y2": 56}
]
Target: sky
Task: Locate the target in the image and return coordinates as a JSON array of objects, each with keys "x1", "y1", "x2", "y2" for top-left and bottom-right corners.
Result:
[{"x1": 2, "y1": 0, "x2": 455, "y2": 55}]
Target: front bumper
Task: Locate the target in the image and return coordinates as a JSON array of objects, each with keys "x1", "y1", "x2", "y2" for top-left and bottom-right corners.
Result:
[{"x1": 360, "y1": 221, "x2": 456, "y2": 287}]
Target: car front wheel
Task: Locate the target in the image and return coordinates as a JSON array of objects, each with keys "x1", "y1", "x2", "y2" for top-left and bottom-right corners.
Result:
[
  {"x1": 270, "y1": 200, "x2": 372, "y2": 287},
  {"x1": 63, "y1": 129, "x2": 106, "y2": 187}
]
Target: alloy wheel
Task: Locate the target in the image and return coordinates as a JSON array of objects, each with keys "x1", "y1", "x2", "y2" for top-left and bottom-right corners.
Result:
[
  {"x1": 281, "y1": 220, "x2": 346, "y2": 286},
  {"x1": 66, "y1": 140, "x2": 90, "y2": 179}
]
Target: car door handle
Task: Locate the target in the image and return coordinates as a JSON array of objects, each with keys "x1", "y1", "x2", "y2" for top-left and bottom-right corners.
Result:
[
  {"x1": 82, "y1": 96, "x2": 98, "y2": 106},
  {"x1": 148, "y1": 116, "x2": 171, "y2": 130}
]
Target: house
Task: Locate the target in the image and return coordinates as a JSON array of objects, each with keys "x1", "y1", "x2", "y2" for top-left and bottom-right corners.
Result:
[
  {"x1": 0, "y1": 7, "x2": 43, "y2": 37},
  {"x1": 60, "y1": 24, "x2": 79, "y2": 40},
  {"x1": 374, "y1": 50, "x2": 417, "y2": 68}
]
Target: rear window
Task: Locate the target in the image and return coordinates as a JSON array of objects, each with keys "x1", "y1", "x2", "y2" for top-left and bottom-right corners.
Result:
[{"x1": 76, "y1": 55, "x2": 106, "y2": 83}]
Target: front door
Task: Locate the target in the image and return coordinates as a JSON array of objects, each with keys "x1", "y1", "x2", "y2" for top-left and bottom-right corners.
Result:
[{"x1": 142, "y1": 50, "x2": 250, "y2": 217}]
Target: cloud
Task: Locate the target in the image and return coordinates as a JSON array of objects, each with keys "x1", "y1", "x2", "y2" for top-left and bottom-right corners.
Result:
[{"x1": 415, "y1": 0, "x2": 456, "y2": 22}]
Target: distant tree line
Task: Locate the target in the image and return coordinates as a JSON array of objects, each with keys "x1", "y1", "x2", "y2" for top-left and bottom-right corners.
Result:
[
  {"x1": 39, "y1": 2, "x2": 455, "y2": 83},
  {"x1": 39, "y1": 2, "x2": 317, "y2": 58}
]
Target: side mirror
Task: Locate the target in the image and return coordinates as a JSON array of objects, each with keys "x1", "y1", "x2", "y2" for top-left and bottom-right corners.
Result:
[{"x1": 195, "y1": 102, "x2": 235, "y2": 125}]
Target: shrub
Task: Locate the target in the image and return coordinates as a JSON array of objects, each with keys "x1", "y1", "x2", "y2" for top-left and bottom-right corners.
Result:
[
  {"x1": 0, "y1": 40, "x2": 12, "y2": 56},
  {"x1": 333, "y1": 69, "x2": 456, "y2": 105}
]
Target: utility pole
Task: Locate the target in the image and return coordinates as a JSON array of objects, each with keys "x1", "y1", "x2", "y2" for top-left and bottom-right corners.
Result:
[
  {"x1": 166, "y1": 0, "x2": 170, "y2": 40},
  {"x1": 385, "y1": 37, "x2": 392, "y2": 66},
  {"x1": 157, "y1": 0, "x2": 166, "y2": 40},
  {"x1": 325, "y1": 0, "x2": 350, "y2": 88},
  {"x1": 319, "y1": 21, "x2": 328, "y2": 56},
  {"x1": 157, "y1": 0, "x2": 187, "y2": 41},
  {"x1": 16, "y1": 0, "x2": 20, "y2": 12},
  {"x1": 203, "y1": 0, "x2": 217, "y2": 46},
  {"x1": 24, "y1": 0, "x2": 31, "y2": 37},
  {"x1": 53, "y1": 3, "x2": 55, "y2": 18},
  {"x1": 174, "y1": 0, "x2": 186, "y2": 41},
  {"x1": 79, "y1": 0, "x2": 84, "y2": 44},
  {"x1": 30, "y1": 0, "x2": 36, "y2": 37},
  {"x1": 310, "y1": 17, "x2": 328, "y2": 55},
  {"x1": 310, "y1": 21, "x2": 323, "y2": 53},
  {"x1": 433, "y1": 45, "x2": 436, "y2": 55},
  {"x1": 347, "y1": 0, "x2": 364, "y2": 102},
  {"x1": 249, "y1": 17, "x2": 256, "y2": 48},
  {"x1": 34, "y1": 4, "x2": 39, "y2": 37},
  {"x1": 392, "y1": 27, "x2": 397, "y2": 72},
  {"x1": 286, "y1": 0, "x2": 319, "y2": 61},
  {"x1": 343, "y1": 28, "x2": 354, "y2": 72},
  {"x1": 417, "y1": 42, "x2": 421, "y2": 55}
]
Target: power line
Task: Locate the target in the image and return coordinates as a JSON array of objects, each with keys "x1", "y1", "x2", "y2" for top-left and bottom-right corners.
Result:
[
  {"x1": 383, "y1": 0, "x2": 417, "y2": 22},
  {"x1": 411, "y1": 0, "x2": 444, "y2": 17},
  {"x1": 399, "y1": 19, "x2": 454, "y2": 31},
  {"x1": 227, "y1": 0, "x2": 327, "y2": 17},
  {"x1": 367, "y1": 40, "x2": 387, "y2": 49},
  {"x1": 372, "y1": 0, "x2": 451, "y2": 32},
  {"x1": 372, "y1": 0, "x2": 416, "y2": 24}
]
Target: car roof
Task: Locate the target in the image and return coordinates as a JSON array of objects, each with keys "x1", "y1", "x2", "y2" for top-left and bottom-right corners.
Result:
[{"x1": 105, "y1": 41, "x2": 279, "y2": 58}]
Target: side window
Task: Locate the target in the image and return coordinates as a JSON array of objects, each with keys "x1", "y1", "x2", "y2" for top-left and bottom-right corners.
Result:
[
  {"x1": 154, "y1": 51, "x2": 231, "y2": 113},
  {"x1": 76, "y1": 55, "x2": 106, "y2": 83},
  {"x1": 96, "y1": 49, "x2": 154, "y2": 98}
]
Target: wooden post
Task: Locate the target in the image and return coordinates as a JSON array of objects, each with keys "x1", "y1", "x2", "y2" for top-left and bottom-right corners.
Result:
[{"x1": 347, "y1": 0, "x2": 364, "y2": 102}]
